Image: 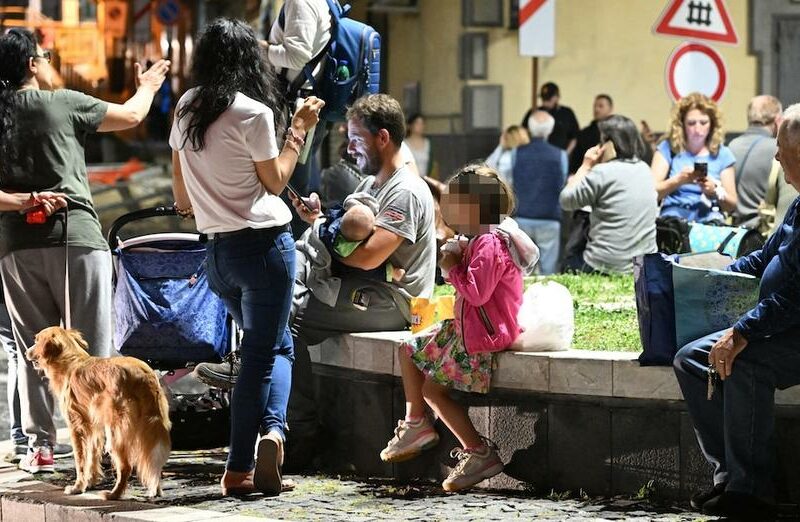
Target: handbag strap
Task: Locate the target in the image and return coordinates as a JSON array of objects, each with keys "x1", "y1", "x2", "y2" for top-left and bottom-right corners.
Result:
[{"x1": 716, "y1": 229, "x2": 738, "y2": 255}]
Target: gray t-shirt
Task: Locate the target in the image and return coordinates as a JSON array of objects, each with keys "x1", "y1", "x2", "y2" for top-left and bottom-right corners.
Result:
[
  {"x1": 357, "y1": 166, "x2": 436, "y2": 301},
  {"x1": 559, "y1": 159, "x2": 657, "y2": 273},
  {"x1": 728, "y1": 127, "x2": 777, "y2": 224}
]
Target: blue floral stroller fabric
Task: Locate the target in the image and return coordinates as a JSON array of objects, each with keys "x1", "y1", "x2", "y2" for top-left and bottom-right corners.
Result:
[{"x1": 113, "y1": 239, "x2": 229, "y2": 363}]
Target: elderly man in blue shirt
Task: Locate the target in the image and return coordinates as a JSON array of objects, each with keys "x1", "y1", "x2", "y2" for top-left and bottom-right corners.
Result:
[{"x1": 674, "y1": 103, "x2": 800, "y2": 520}]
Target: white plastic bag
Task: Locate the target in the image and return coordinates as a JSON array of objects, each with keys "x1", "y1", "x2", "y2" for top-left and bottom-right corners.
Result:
[{"x1": 510, "y1": 281, "x2": 574, "y2": 352}]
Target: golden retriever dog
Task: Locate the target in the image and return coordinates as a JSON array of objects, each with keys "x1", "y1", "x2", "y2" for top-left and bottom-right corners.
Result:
[{"x1": 26, "y1": 327, "x2": 171, "y2": 499}]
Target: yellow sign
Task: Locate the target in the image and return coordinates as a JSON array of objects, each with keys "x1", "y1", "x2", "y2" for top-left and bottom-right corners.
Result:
[{"x1": 410, "y1": 296, "x2": 455, "y2": 334}]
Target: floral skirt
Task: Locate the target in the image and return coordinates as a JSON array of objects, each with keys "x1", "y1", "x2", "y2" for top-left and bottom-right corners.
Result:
[{"x1": 403, "y1": 319, "x2": 495, "y2": 394}]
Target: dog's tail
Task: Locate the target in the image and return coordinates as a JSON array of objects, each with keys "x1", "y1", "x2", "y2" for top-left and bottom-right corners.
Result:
[{"x1": 134, "y1": 375, "x2": 172, "y2": 497}]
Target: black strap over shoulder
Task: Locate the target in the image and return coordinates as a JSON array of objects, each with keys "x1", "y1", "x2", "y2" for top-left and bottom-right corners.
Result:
[{"x1": 275, "y1": 4, "x2": 336, "y2": 101}]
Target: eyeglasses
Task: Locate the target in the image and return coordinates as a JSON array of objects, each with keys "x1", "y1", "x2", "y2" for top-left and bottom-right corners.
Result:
[{"x1": 32, "y1": 50, "x2": 51, "y2": 63}]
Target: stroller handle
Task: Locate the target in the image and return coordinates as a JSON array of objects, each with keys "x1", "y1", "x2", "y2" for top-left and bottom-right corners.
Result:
[{"x1": 107, "y1": 206, "x2": 179, "y2": 250}]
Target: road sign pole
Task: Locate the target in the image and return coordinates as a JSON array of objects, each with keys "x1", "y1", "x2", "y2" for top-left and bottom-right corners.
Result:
[{"x1": 532, "y1": 57, "x2": 538, "y2": 109}]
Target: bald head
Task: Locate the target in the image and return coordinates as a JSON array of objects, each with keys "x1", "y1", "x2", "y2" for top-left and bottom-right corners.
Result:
[
  {"x1": 340, "y1": 203, "x2": 376, "y2": 242},
  {"x1": 528, "y1": 110, "x2": 555, "y2": 139},
  {"x1": 747, "y1": 95, "x2": 782, "y2": 127}
]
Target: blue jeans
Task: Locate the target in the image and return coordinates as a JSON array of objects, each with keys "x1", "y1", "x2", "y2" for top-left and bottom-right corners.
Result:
[
  {"x1": 515, "y1": 217, "x2": 560, "y2": 275},
  {"x1": 206, "y1": 227, "x2": 296, "y2": 473},
  {"x1": 673, "y1": 328, "x2": 800, "y2": 502}
]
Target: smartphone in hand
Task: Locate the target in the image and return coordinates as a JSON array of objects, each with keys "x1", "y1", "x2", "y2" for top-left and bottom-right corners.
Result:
[
  {"x1": 693, "y1": 162, "x2": 708, "y2": 180},
  {"x1": 285, "y1": 183, "x2": 319, "y2": 213},
  {"x1": 601, "y1": 141, "x2": 617, "y2": 163}
]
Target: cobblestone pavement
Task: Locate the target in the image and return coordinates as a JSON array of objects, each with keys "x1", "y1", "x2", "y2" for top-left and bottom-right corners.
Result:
[
  {"x1": 0, "y1": 363, "x2": 719, "y2": 520},
  {"x1": 22, "y1": 448, "x2": 717, "y2": 521}
]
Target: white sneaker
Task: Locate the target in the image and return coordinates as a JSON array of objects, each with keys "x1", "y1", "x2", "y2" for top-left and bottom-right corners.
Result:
[
  {"x1": 18, "y1": 446, "x2": 55, "y2": 474},
  {"x1": 379, "y1": 418, "x2": 439, "y2": 463},
  {"x1": 442, "y1": 439, "x2": 503, "y2": 492}
]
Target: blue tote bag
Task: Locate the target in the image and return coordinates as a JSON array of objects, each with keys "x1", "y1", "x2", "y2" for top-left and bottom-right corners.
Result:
[
  {"x1": 634, "y1": 252, "x2": 759, "y2": 366},
  {"x1": 634, "y1": 253, "x2": 677, "y2": 366}
]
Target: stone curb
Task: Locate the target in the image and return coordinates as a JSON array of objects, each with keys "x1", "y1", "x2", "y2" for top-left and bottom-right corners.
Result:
[
  {"x1": 308, "y1": 331, "x2": 800, "y2": 405},
  {"x1": 0, "y1": 432, "x2": 282, "y2": 522}
]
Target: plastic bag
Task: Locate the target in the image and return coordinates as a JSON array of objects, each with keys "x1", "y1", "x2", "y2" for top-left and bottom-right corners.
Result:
[{"x1": 511, "y1": 282, "x2": 574, "y2": 352}]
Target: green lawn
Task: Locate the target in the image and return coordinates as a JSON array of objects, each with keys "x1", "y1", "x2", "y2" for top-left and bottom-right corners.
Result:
[{"x1": 435, "y1": 273, "x2": 642, "y2": 352}]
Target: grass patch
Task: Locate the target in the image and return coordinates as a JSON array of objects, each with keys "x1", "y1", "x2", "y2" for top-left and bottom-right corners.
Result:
[{"x1": 434, "y1": 273, "x2": 641, "y2": 352}]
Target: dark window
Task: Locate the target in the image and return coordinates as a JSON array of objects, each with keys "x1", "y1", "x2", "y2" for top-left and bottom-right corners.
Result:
[
  {"x1": 459, "y1": 32, "x2": 488, "y2": 80},
  {"x1": 463, "y1": 85, "x2": 503, "y2": 133},
  {"x1": 463, "y1": 0, "x2": 504, "y2": 27}
]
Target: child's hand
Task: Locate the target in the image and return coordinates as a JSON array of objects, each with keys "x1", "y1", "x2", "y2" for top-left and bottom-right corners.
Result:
[{"x1": 439, "y1": 249, "x2": 461, "y2": 272}]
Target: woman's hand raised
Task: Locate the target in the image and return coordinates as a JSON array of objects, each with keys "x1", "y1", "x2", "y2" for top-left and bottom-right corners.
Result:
[
  {"x1": 291, "y1": 96, "x2": 325, "y2": 134},
  {"x1": 134, "y1": 59, "x2": 170, "y2": 93}
]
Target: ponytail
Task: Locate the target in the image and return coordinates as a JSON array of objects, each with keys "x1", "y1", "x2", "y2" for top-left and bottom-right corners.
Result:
[{"x1": 0, "y1": 29, "x2": 37, "y2": 176}]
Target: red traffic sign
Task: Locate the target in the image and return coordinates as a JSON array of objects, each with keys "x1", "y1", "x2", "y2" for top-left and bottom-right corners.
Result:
[
  {"x1": 665, "y1": 42, "x2": 727, "y2": 102},
  {"x1": 653, "y1": 0, "x2": 738, "y2": 45}
]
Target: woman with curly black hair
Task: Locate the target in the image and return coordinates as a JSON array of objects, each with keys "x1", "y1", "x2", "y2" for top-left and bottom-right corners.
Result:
[
  {"x1": 169, "y1": 18, "x2": 323, "y2": 496},
  {"x1": 0, "y1": 28, "x2": 168, "y2": 475}
]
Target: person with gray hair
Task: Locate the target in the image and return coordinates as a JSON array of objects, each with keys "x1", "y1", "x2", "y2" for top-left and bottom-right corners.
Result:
[
  {"x1": 673, "y1": 104, "x2": 800, "y2": 519},
  {"x1": 728, "y1": 94, "x2": 783, "y2": 226},
  {"x1": 559, "y1": 115, "x2": 657, "y2": 273},
  {"x1": 511, "y1": 110, "x2": 568, "y2": 274},
  {"x1": 527, "y1": 110, "x2": 555, "y2": 139}
]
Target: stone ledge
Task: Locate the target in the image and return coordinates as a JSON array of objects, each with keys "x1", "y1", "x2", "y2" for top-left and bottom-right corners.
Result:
[{"x1": 309, "y1": 331, "x2": 800, "y2": 406}]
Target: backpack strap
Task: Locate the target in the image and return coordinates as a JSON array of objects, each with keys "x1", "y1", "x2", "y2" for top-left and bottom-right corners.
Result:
[{"x1": 283, "y1": 0, "x2": 344, "y2": 99}]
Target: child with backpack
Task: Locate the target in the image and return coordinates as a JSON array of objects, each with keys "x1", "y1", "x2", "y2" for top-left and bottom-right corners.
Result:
[{"x1": 380, "y1": 164, "x2": 539, "y2": 492}]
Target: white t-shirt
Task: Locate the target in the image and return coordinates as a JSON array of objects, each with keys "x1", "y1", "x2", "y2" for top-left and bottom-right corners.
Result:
[
  {"x1": 400, "y1": 142, "x2": 419, "y2": 174},
  {"x1": 268, "y1": 0, "x2": 331, "y2": 84},
  {"x1": 403, "y1": 138, "x2": 431, "y2": 177},
  {"x1": 169, "y1": 88, "x2": 290, "y2": 234}
]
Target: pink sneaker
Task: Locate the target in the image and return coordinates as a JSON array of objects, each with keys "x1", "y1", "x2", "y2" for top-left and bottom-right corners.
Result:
[
  {"x1": 19, "y1": 446, "x2": 54, "y2": 474},
  {"x1": 380, "y1": 418, "x2": 439, "y2": 463}
]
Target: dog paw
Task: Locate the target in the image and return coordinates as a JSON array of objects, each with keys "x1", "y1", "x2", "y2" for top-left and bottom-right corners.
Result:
[
  {"x1": 64, "y1": 485, "x2": 84, "y2": 495},
  {"x1": 99, "y1": 490, "x2": 122, "y2": 501}
]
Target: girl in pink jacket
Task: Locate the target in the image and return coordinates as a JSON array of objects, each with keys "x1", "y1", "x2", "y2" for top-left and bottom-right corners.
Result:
[{"x1": 379, "y1": 164, "x2": 539, "y2": 492}]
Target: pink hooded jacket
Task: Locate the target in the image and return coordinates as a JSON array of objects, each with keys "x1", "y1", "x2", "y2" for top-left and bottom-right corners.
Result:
[{"x1": 447, "y1": 218, "x2": 540, "y2": 355}]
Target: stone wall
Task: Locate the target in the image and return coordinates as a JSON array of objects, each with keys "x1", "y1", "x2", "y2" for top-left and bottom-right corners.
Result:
[{"x1": 307, "y1": 333, "x2": 800, "y2": 502}]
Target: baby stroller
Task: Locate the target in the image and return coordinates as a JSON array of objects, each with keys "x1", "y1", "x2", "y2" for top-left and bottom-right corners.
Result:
[{"x1": 108, "y1": 206, "x2": 235, "y2": 450}]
